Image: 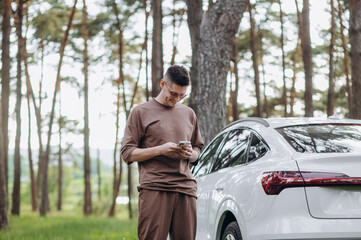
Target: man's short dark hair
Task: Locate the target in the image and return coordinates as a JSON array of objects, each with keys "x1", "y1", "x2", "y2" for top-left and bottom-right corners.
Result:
[{"x1": 164, "y1": 65, "x2": 190, "y2": 86}]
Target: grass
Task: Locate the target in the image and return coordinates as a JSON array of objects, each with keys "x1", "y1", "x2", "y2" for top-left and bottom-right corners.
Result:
[{"x1": 0, "y1": 211, "x2": 138, "y2": 240}]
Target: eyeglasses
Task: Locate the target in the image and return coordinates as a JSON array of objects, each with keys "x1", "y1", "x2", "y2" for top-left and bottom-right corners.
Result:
[{"x1": 164, "y1": 82, "x2": 188, "y2": 100}]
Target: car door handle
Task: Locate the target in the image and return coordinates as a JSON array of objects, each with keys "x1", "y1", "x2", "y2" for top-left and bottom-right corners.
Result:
[{"x1": 215, "y1": 185, "x2": 224, "y2": 192}]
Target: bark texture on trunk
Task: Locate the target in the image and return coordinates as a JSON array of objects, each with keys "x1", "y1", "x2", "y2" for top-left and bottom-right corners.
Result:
[
  {"x1": 151, "y1": 0, "x2": 163, "y2": 97},
  {"x1": 185, "y1": 0, "x2": 202, "y2": 111},
  {"x1": 300, "y1": 0, "x2": 313, "y2": 117},
  {"x1": 337, "y1": 0, "x2": 352, "y2": 117},
  {"x1": 128, "y1": 165, "x2": 133, "y2": 219},
  {"x1": 24, "y1": 39, "x2": 38, "y2": 211},
  {"x1": 144, "y1": 0, "x2": 150, "y2": 101},
  {"x1": 290, "y1": 0, "x2": 302, "y2": 118},
  {"x1": 82, "y1": 0, "x2": 92, "y2": 216},
  {"x1": 188, "y1": 0, "x2": 247, "y2": 145},
  {"x1": 349, "y1": 0, "x2": 361, "y2": 119},
  {"x1": 12, "y1": 0, "x2": 24, "y2": 216},
  {"x1": 36, "y1": 42, "x2": 45, "y2": 196},
  {"x1": 249, "y1": 1, "x2": 262, "y2": 117},
  {"x1": 327, "y1": 0, "x2": 336, "y2": 117},
  {"x1": 1, "y1": 0, "x2": 12, "y2": 193},
  {"x1": 0, "y1": 104, "x2": 7, "y2": 229},
  {"x1": 279, "y1": 0, "x2": 287, "y2": 117},
  {"x1": 0, "y1": 0, "x2": 10, "y2": 219},
  {"x1": 231, "y1": 40, "x2": 239, "y2": 121},
  {"x1": 57, "y1": 114, "x2": 63, "y2": 211}
]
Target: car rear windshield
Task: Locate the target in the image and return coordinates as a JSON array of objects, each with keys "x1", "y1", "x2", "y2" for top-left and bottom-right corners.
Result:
[{"x1": 276, "y1": 124, "x2": 361, "y2": 153}]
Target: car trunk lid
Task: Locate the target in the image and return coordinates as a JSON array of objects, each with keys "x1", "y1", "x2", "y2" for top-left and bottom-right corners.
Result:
[{"x1": 294, "y1": 152, "x2": 361, "y2": 219}]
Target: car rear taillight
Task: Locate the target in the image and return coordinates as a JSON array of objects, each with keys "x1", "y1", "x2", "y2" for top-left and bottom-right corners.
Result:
[{"x1": 262, "y1": 171, "x2": 361, "y2": 195}]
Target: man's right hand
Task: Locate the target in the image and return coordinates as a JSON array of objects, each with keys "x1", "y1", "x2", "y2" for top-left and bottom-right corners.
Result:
[{"x1": 159, "y1": 142, "x2": 182, "y2": 158}]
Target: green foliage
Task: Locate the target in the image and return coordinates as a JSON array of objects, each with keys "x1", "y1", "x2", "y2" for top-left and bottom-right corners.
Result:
[
  {"x1": 88, "y1": 12, "x2": 112, "y2": 39},
  {"x1": 1, "y1": 214, "x2": 138, "y2": 239},
  {"x1": 32, "y1": 8, "x2": 69, "y2": 43}
]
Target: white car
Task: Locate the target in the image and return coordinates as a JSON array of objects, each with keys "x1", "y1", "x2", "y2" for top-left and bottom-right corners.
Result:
[{"x1": 192, "y1": 117, "x2": 361, "y2": 240}]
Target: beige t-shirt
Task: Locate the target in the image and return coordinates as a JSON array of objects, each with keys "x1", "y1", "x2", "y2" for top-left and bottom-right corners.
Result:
[{"x1": 121, "y1": 99, "x2": 204, "y2": 197}]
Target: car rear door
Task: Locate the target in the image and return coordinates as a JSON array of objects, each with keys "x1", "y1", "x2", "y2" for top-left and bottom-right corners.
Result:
[
  {"x1": 193, "y1": 132, "x2": 228, "y2": 240},
  {"x1": 205, "y1": 128, "x2": 252, "y2": 238}
]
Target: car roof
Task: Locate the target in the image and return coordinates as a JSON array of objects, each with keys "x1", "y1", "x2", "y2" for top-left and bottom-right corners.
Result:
[{"x1": 225, "y1": 116, "x2": 361, "y2": 130}]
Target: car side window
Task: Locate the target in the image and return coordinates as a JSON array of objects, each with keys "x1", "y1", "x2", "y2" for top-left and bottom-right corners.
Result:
[
  {"x1": 211, "y1": 128, "x2": 251, "y2": 172},
  {"x1": 192, "y1": 132, "x2": 227, "y2": 177},
  {"x1": 247, "y1": 133, "x2": 269, "y2": 162}
]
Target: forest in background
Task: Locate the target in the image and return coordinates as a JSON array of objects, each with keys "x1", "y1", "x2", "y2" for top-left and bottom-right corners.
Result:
[{"x1": 1, "y1": 0, "x2": 361, "y2": 230}]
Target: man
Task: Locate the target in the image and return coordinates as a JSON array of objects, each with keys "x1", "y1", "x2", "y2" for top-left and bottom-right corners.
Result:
[{"x1": 121, "y1": 65, "x2": 204, "y2": 240}]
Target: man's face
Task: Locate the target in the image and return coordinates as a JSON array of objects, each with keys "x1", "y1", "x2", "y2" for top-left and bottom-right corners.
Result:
[{"x1": 161, "y1": 80, "x2": 188, "y2": 107}]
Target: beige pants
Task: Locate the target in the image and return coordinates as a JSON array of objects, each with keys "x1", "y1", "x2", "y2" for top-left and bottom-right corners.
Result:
[{"x1": 138, "y1": 189, "x2": 197, "y2": 240}]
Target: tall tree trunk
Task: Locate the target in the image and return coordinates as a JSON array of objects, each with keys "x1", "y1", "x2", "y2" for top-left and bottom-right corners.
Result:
[
  {"x1": 231, "y1": 40, "x2": 239, "y2": 121},
  {"x1": 151, "y1": 0, "x2": 163, "y2": 97},
  {"x1": 144, "y1": 0, "x2": 150, "y2": 101},
  {"x1": 37, "y1": 41, "x2": 45, "y2": 197},
  {"x1": 82, "y1": 0, "x2": 92, "y2": 216},
  {"x1": 27, "y1": 85, "x2": 37, "y2": 212},
  {"x1": 249, "y1": 1, "x2": 262, "y2": 117},
  {"x1": 227, "y1": 81, "x2": 234, "y2": 125},
  {"x1": 188, "y1": 0, "x2": 247, "y2": 145},
  {"x1": 337, "y1": 0, "x2": 352, "y2": 117},
  {"x1": 170, "y1": 1, "x2": 184, "y2": 66},
  {"x1": 185, "y1": 0, "x2": 202, "y2": 111},
  {"x1": 40, "y1": 0, "x2": 78, "y2": 216},
  {"x1": 24, "y1": 38, "x2": 43, "y2": 208},
  {"x1": 128, "y1": 165, "x2": 133, "y2": 219},
  {"x1": 171, "y1": 0, "x2": 177, "y2": 66},
  {"x1": 57, "y1": 102, "x2": 63, "y2": 211},
  {"x1": 279, "y1": 0, "x2": 287, "y2": 117},
  {"x1": 300, "y1": 0, "x2": 313, "y2": 117},
  {"x1": 1, "y1": 0, "x2": 12, "y2": 195},
  {"x1": 0, "y1": 2, "x2": 10, "y2": 225},
  {"x1": 290, "y1": 0, "x2": 302, "y2": 117},
  {"x1": 0, "y1": 0, "x2": 12, "y2": 220},
  {"x1": 11, "y1": 0, "x2": 24, "y2": 216},
  {"x1": 349, "y1": 0, "x2": 361, "y2": 119},
  {"x1": 327, "y1": 0, "x2": 336, "y2": 116},
  {"x1": 0, "y1": 104, "x2": 7, "y2": 230},
  {"x1": 24, "y1": 38, "x2": 38, "y2": 212}
]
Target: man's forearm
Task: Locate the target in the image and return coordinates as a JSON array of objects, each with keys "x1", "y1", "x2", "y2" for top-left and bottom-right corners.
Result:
[
  {"x1": 129, "y1": 146, "x2": 162, "y2": 163},
  {"x1": 129, "y1": 143, "x2": 200, "y2": 163}
]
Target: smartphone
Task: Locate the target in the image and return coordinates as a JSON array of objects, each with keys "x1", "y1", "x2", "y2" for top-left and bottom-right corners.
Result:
[{"x1": 177, "y1": 141, "x2": 191, "y2": 147}]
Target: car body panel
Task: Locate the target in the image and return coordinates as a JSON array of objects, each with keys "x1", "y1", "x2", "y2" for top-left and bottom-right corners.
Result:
[
  {"x1": 293, "y1": 152, "x2": 361, "y2": 219},
  {"x1": 194, "y1": 118, "x2": 361, "y2": 240},
  {"x1": 265, "y1": 117, "x2": 361, "y2": 129}
]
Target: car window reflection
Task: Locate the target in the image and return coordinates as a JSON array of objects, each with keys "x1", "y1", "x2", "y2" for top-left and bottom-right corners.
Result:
[
  {"x1": 247, "y1": 133, "x2": 269, "y2": 162},
  {"x1": 211, "y1": 129, "x2": 251, "y2": 172},
  {"x1": 277, "y1": 124, "x2": 361, "y2": 153},
  {"x1": 192, "y1": 132, "x2": 227, "y2": 177}
]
